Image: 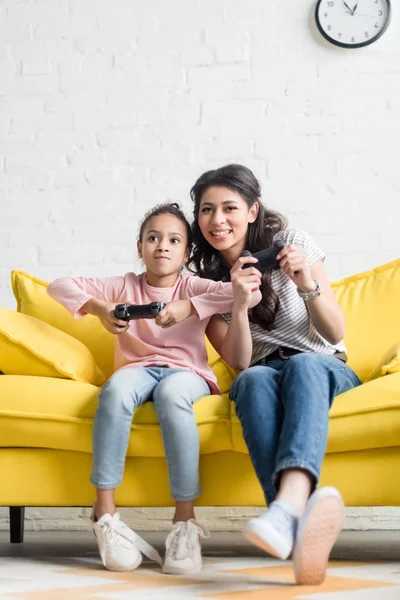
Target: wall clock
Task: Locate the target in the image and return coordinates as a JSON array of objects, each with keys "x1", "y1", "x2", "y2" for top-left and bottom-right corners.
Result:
[{"x1": 315, "y1": 0, "x2": 391, "y2": 48}]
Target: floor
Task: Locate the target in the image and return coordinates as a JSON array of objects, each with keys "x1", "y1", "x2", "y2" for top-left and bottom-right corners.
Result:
[{"x1": 1, "y1": 530, "x2": 400, "y2": 599}]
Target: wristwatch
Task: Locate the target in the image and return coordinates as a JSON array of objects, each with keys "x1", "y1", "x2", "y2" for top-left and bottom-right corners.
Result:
[{"x1": 297, "y1": 280, "x2": 321, "y2": 301}]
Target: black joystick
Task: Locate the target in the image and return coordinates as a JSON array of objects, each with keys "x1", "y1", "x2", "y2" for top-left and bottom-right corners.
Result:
[
  {"x1": 241, "y1": 240, "x2": 285, "y2": 273},
  {"x1": 114, "y1": 302, "x2": 166, "y2": 321}
]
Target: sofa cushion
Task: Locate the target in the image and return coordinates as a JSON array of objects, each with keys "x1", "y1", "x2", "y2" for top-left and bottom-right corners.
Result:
[
  {"x1": 231, "y1": 372, "x2": 400, "y2": 455},
  {"x1": 11, "y1": 270, "x2": 114, "y2": 379},
  {"x1": 332, "y1": 259, "x2": 400, "y2": 382},
  {"x1": 0, "y1": 308, "x2": 105, "y2": 386},
  {"x1": 0, "y1": 375, "x2": 233, "y2": 457}
]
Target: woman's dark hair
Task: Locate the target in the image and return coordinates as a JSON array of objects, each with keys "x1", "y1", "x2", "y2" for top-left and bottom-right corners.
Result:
[
  {"x1": 138, "y1": 202, "x2": 192, "y2": 250},
  {"x1": 188, "y1": 164, "x2": 287, "y2": 330}
]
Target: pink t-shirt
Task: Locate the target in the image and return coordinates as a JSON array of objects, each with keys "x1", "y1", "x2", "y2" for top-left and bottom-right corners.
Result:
[{"x1": 47, "y1": 272, "x2": 261, "y2": 394}]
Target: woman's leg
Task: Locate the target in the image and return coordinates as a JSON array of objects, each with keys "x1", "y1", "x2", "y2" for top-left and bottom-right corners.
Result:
[
  {"x1": 274, "y1": 353, "x2": 361, "y2": 504},
  {"x1": 230, "y1": 364, "x2": 283, "y2": 505},
  {"x1": 275, "y1": 353, "x2": 361, "y2": 584},
  {"x1": 152, "y1": 370, "x2": 210, "y2": 574},
  {"x1": 235, "y1": 353, "x2": 361, "y2": 584}
]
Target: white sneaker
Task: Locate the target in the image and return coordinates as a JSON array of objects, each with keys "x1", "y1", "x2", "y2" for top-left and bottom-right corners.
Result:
[
  {"x1": 293, "y1": 487, "x2": 344, "y2": 586},
  {"x1": 92, "y1": 512, "x2": 162, "y2": 572},
  {"x1": 162, "y1": 519, "x2": 210, "y2": 575},
  {"x1": 243, "y1": 501, "x2": 298, "y2": 560}
]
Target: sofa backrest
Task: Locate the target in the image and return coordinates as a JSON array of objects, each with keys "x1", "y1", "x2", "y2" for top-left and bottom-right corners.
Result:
[{"x1": 12, "y1": 259, "x2": 400, "y2": 385}]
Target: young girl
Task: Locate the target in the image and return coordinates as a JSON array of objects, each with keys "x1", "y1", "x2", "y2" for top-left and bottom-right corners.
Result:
[
  {"x1": 47, "y1": 202, "x2": 261, "y2": 575},
  {"x1": 189, "y1": 164, "x2": 362, "y2": 586}
]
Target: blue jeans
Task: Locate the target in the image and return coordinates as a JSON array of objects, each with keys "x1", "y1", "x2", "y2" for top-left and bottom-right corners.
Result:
[
  {"x1": 230, "y1": 353, "x2": 362, "y2": 505},
  {"x1": 91, "y1": 367, "x2": 210, "y2": 501}
]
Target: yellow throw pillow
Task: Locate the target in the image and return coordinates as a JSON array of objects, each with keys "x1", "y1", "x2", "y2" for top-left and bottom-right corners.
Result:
[
  {"x1": 0, "y1": 308, "x2": 105, "y2": 385},
  {"x1": 11, "y1": 270, "x2": 114, "y2": 379},
  {"x1": 365, "y1": 340, "x2": 400, "y2": 382},
  {"x1": 332, "y1": 259, "x2": 400, "y2": 382}
]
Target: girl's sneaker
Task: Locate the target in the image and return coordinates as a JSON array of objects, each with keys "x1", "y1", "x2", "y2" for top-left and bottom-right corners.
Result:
[
  {"x1": 293, "y1": 487, "x2": 344, "y2": 585},
  {"x1": 163, "y1": 519, "x2": 210, "y2": 575},
  {"x1": 92, "y1": 511, "x2": 162, "y2": 572}
]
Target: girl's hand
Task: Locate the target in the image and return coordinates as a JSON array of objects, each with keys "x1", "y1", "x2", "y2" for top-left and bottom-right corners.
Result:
[
  {"x1": 88, "y1": 299, "x2": 130, "y2": 334},
  {"x1": 276, "y1": 245, "x2": 315, "y2": 292},
  {"x1": 155, "y1": 299, "x2": 194, "y2": 328},
  {"x1": 230, "y1": 256, "x2": 262, "y2": 310}
]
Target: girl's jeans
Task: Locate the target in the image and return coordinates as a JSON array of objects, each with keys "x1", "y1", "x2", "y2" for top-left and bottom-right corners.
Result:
[
  {"x1": 230, "y1": 353, "x2": 362, "y2": 505},
  {"x1": 91, "y1": 366, "x2": 210, "y2": 501}
]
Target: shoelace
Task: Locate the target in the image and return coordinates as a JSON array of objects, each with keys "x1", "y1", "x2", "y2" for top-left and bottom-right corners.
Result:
[
  {"x1": 166, "y1": 520, "x2": 209, "y2": 561},
  {"x1": 101, "y1": 517, "x2": 162, "y2": 566}
]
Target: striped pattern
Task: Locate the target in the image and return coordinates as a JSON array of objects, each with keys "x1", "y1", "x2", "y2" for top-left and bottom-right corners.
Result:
[{"x1": 224, "y1": 229, "x2": 346, "y2": 366}]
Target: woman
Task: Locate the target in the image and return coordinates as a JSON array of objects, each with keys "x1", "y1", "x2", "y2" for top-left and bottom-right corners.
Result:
[{"x1": 188, "y1": 164, "x2": 361, "y2": 585}]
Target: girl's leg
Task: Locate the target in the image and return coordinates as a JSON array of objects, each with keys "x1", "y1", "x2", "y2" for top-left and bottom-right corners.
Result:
[
  {"x1": 90, "y1": 367, "x2": 160, "y2": 571},
  {"x1": 174, "y1": 500, "x2": 195, "y2": 523},
  {"x1": 152, "y1": 370, "x2": 210, "y2": 507},
  {"x1": 91, "y1": 367, "x2": 158, "y2": 517},
  {"x1": 152, "y1": 370, "x2": 210, "y2": 574}
]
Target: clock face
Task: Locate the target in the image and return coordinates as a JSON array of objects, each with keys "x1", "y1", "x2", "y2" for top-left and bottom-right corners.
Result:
[{"x1": 315, "y1": 0, "x2": 391, "y2": 48}]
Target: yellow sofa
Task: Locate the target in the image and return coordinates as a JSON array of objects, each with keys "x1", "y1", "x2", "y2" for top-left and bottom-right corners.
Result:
[{"x1": 1, "y1": 260, "x2": 400, "y2": 543}]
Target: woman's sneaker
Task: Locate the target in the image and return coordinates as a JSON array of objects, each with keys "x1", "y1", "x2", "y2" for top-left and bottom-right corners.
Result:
[
  {"x1": 243, "y1": 501, "x2": 298, "y2": 560},
  {"x1": 92, "y1": 512, "x2": 162, "y2": 571},
  {"x1": 163, "y1": 519, "x2": 210, "y2": 575},
  {"x1": 293, "y1": 487, "x2": 344, "y2": 585}
]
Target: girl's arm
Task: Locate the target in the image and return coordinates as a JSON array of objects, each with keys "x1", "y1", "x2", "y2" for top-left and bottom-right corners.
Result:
[
  {"x1": 155, "y1": 258, "x2": 262, "y2": 328},
  {"x1": 47, "y1": 275, "x2": 129, "y2": 334}
]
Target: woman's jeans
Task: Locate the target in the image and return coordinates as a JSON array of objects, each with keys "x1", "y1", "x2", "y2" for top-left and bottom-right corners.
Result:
[
  {"x1": 230, "y1": 353, "x2": 362, "y2": 505},
  {"x1": 91, "y1": 366, "x2": 210, "y2": 501}
]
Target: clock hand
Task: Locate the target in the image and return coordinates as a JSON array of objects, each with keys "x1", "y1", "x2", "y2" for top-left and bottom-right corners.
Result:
[
  {"x1": 342, "y1": 1, "x2": 354, "y2": 14},
  {"x1": 352, "y1": 3, "x2": 358, "y2": 13}
]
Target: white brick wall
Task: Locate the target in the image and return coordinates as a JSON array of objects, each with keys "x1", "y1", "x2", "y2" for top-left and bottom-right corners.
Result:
[{"x1": 1, "y1": 0, "x2": 399, "y2": 530}]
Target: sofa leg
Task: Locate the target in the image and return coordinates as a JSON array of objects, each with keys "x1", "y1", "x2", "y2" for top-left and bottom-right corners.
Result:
[{"x1": 10, "y1": 507, "x2": 25, "y2": 543}]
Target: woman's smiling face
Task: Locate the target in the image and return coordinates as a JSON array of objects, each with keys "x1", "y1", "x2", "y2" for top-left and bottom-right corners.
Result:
[{"x1": 198, "y1": 186, "x2": 258, "y2": 256}]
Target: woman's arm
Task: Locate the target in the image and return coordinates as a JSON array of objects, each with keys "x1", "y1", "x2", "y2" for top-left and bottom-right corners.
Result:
[
  {"x1": 304, "y1": 261, "x2": 345, "y2": 344},
  {"x1": 277, "y1": 245, "x2": 345, "y2": 345},
  {"x1": 206, "y1": 309, "x2": 252, "y2": 371},
  {"x1": 205, "y1": 257, "x2": 258, "y2": 370}
]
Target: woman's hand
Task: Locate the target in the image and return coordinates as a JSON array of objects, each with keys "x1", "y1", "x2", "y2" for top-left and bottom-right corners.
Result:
[
  {"x1": 276, "y1": 244, "x2": 316, "y2": 292},
  {"x1": 83, "y1": 298, "x2": 129, "y2": 334},
  {"x1": 230, "y1": 256, "x2": 262, "y2": 310},
  {"x1": 155, "y1": 299, "x2": 195, "y2": 328}
]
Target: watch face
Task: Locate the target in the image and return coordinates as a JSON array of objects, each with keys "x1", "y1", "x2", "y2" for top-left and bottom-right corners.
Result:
[{"x1": 315, "y1": 0, "x2": 391, "y2": 48}]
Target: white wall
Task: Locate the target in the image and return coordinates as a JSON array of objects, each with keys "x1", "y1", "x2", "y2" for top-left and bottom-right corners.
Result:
[{"x1": 1, "y1": 0, "x2": 400, "y2": 530}]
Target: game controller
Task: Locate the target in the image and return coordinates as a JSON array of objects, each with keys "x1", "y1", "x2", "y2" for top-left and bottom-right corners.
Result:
[
  {"x1": 114, "y1": 302, "x2": 166, "y2": 321},
  {"x1": 241, "y1": 240, "x2": 285, "y2": 273}
]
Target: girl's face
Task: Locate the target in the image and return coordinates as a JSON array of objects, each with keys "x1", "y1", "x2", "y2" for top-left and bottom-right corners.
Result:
[
  {"x1": 198, "y1": 186, "x2": 258, "y2": 260},
  {"x1": 137, "y1": 214, "x2": 189, "y2": 286}
]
